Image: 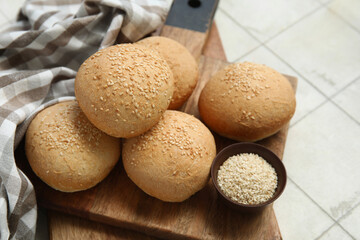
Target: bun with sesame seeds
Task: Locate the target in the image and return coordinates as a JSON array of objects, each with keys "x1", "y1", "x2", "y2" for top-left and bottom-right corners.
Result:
[
  {"x1": 25, "y1": 100, "x2": 121, "y2": 192},
  {"x1": 75, "y1": 43, "x2": 174, "y2": 138},
  {"x1": 122, "y1": 110, "x2": 216, "y2": 202},
  {"x1": 198, "y1": 62, "x2": 296, "y2": 142},
  {"x1": 136, "y1": 36, "x2": 199, "y2": 110}
]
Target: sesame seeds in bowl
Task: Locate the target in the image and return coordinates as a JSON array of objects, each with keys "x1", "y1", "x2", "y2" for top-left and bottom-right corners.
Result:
[
  {"x1": 217, "y1": 153, "x2": 278, "y2": 205},
  {"x1": 210, "y1": 142, "x2": 287, "y2": 212}
]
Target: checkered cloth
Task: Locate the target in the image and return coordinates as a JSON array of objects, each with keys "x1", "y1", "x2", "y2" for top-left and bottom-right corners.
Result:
[{"x1": 0, "y1": 0, "x2": 172, "y2": 239}]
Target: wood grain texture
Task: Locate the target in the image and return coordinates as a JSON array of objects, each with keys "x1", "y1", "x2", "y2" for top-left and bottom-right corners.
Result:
[
  {"x1": 49, "y1": 211, "x2": 159, "y2": 240},
  {"x1": 160, "y1": 25, "x2": 206, "y2": 60},
  {"x1": 202, "y1": 23, "x2": 227, "y2": 61}
]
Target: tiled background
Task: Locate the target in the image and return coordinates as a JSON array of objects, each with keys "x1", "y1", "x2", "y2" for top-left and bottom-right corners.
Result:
[
  {"x1": 1, "y1": 0, "x2": 359, "y2": 239},
  {"x1": 215, "y1": 0, "x2": 360, "y2": 239}
]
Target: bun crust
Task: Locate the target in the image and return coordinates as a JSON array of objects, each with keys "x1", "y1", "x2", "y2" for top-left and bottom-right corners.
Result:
[
  {"x1": 122, "y1": 110, "x2": 216, "y2": 202},
  {"x1": 199, "y1": 62, "x2": 296, "y2": 142},
  {"x1": 137, "y1": 37, "x2": 198, "y2": 110},
  {"x1": 75, "y1": 44, "x2": 174, "y2": 138},
  {"x1": 25, "y1": 101, "x2": 121, "y2": 192}
]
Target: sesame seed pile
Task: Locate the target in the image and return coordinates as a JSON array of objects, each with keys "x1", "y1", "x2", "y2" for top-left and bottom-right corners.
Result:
[
  {"x1": 34, "y1": 102, "x2": 102, "y2": 154},
  {"x1": 217, "y1": 153, "x2": 278, "y2": 205},
  {"x1": 81, "y1": 44, "x2": 173, "y2": 121}
]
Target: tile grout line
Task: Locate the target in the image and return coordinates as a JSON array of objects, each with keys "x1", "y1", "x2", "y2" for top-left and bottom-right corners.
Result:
[
  {"x1": 261, "y1": 46, "x2": 331, "y2": 127},
  {"x1": 232, "y1": 44, "x2": 264, "y2": 63},
  {"x1": 230, "y1": 44, "x2": 262, "y2": 63},
  {"x1": 217, "y1": 8, "x2": 263, "y2": 63},
  {"x1": 330, "y1": 99, "x2": 360, "y2": 125},
  {"x1": 286, "y1": 177, "x2": 357, "y2": 239},
  {"x1": 265, "y1": 45, "x2": 360, "y2": 126},
  {"x1": 329, "y1": 75, "x2": 360, "y2": 99},
  {"x1": 262, "y1": 4, "x2": 324, "y2": 45},
  {"x1": 287, "y1": 76, "x2": 360, "y2": 128},
  {"x1": 319, "y1": 1, "x2": 360, "y2": 35},
  {"x1": 262, "y1": 46, "x2": 326, "y2": 99},
  {"x1": 220, "y1": 3, "x2": 324, "y2": 59},
  {"x1": 286, "y1": 177, "x2": 335, "y2": 221},
  {"x1": 314, "y1": 222, "x2": 356, "y2": 240},
  {"x1": 328, "y1": 10, "x2": 360, "y2": 35},
  {"x1": 289, "y1": 99, "x2": 328, "y2": 128},
  {"x1": 218, "y1": 8, "x2": 266, "y2": 63},
  {"x1": 314, "y1": 222, "x2": 337, "y2": 240},
  {"x1": 337, "y1": 200, "x2": 360, "y2": 223}
]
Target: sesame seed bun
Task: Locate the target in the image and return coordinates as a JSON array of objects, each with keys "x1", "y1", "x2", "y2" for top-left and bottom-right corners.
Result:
[
  {"x1": 199, "y1": 62, "x2": 296, "y2": 142},
  {"x1": 136, "y1": 36, "x2": 198, "y2": 110},
  {"x1": 75, "y1": 44, "x2": 174, "y2": 138},
  {"x1": 122, "y1": 110, "x2": 216, "y2": 202},
  {"x1": 25, "y1": 100, "x2": 121, "y2": 192}
]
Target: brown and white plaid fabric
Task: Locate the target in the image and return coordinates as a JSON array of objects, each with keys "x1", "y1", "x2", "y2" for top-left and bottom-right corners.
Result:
[{"x1": 0, "y1": 0, "x2": 172, "y2": 239}]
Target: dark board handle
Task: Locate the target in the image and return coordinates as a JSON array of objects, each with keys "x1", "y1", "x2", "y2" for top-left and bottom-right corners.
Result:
[{"x1": 165, "y1": 0, "x2": 219, "y2": 33}]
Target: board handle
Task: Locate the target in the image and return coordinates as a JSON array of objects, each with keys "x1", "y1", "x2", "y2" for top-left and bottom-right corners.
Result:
[
  {"x1": 160, "y1": 0, "x2": 219, "y2": 60},
  {"x1": 165, "y1": 0, "x2": 219, "y2": 33}
]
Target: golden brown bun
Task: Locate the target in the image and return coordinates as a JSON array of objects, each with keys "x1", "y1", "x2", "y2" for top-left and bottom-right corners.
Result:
[
  {"x1": 25, "y1": 100, "x2": 121, "y2": 192},
  {"x1": 75, "y1": 44, "x2": 174, "y2": 138},
  {"x1": 199, "y1": 62, "x2": 296, "y2": 142},
  {"x1": 137, "y1": 36, "x2": 198, "y2": 110},
  {"x1": 122, "y1": 110, "x2": 216, "y2": 202}
]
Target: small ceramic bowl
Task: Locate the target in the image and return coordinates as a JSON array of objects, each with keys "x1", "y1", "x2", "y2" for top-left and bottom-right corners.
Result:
[{"x1": 211, "y1": 142, "x2": 287, "y2": 212}]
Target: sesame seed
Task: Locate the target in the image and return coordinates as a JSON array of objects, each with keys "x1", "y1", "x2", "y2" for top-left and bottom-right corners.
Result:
[{"x1": 217, "y1": 153, "x2": 277, "y2": 205}]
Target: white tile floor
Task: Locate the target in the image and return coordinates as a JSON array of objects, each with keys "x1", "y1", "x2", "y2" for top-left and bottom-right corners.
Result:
[
  {"x1": 1, "y1": 0, "x2": 360, "y2": 239},
  {"x1": 215, "y1": 0, "x2": 360, "y2": 239}
]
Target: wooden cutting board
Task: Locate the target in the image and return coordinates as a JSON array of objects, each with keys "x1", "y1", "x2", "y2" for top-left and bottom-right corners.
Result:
[
  {"x1": 16, "y1": 61, "x2": 297, "y2": 240},
  {"x1": 15, "y1": 1, "x2": 297, "y2": 239}
]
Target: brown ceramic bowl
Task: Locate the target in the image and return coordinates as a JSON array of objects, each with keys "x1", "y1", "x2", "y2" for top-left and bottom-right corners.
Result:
[{"x1": 211, "y1": 142, "x2": 287, "y2": 212}]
